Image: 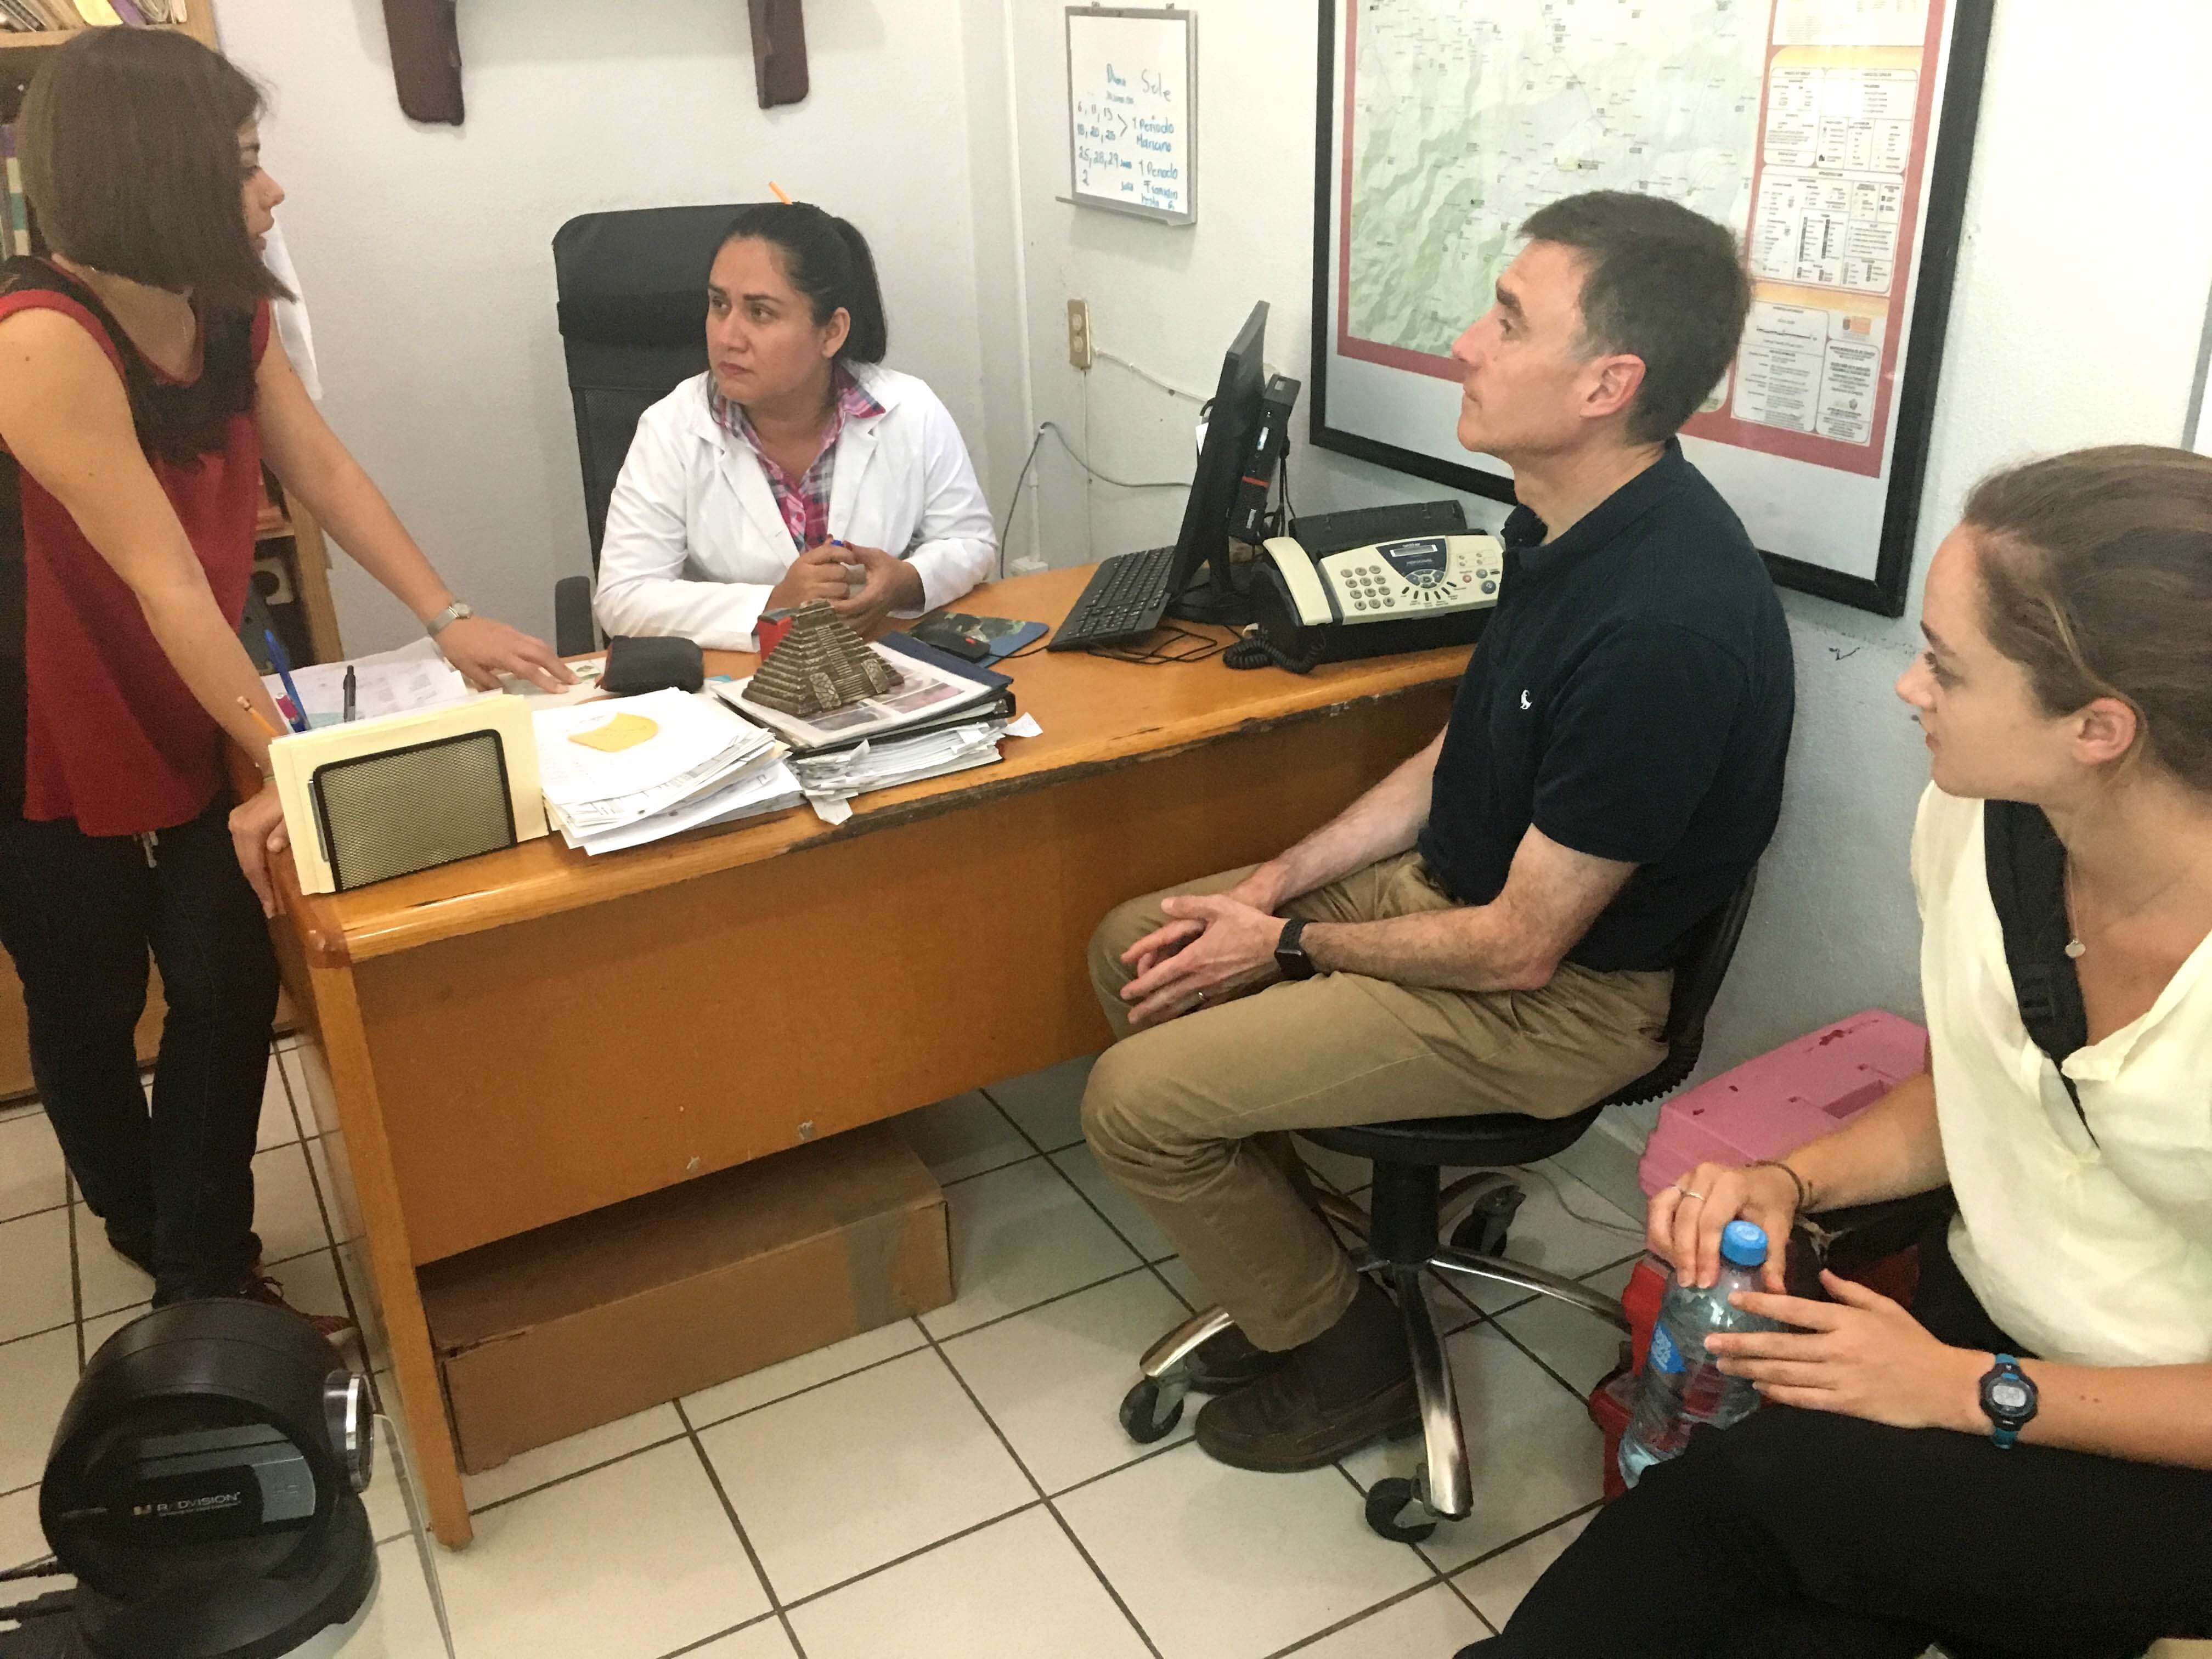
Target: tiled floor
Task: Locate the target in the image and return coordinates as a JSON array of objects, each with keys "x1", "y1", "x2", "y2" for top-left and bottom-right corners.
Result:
[{"x1": 0, "y1": 1046, "x2": 1650, "y2": 1659}]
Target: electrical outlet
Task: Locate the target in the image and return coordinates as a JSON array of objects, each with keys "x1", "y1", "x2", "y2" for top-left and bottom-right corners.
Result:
[{"x1": 1066, "y1": 299, "x2": 1094, "y2": 370}]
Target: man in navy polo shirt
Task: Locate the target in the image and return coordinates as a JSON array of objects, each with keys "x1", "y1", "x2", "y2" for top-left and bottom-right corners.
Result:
[{"x1": 1081, "y1": 191, "x2": 1794, "y2": 1471}]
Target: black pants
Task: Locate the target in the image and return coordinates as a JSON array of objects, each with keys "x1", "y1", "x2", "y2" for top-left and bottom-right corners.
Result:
[
  {"x1": 1478, "y1": 1226, "x2": 2212, "y2": 1658},
  {"x1": 0, "y1": 800, "x2": 277, "y2": 1305}
]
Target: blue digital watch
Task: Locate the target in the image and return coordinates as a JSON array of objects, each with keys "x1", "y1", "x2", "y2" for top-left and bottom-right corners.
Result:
[{"x1": 1978, "y1": 1353, "x2": 2038, "y2": 1449}]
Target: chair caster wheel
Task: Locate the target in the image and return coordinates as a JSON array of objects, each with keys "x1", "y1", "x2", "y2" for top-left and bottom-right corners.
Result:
[
  {"x1": 1119, "y1": 1376, "x2": 1184, "y2": 1444},
  {"x1": 1364, "y1": 1476, "x2": 1440, "y2": 1543},
  {"x1": 1450, "y1": 1184, "x2": 1525, "y2": 1256}
]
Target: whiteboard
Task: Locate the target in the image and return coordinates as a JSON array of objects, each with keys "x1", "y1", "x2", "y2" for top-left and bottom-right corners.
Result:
[
  {"x1": 1065, "y1": 7, "x2": 1197, "y2": 225},
  {"x1": 1311, "y1": 0, "x2": 1995, "y2": 618}
]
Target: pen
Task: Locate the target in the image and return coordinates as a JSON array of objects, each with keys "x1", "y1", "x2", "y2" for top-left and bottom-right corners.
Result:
[
  {"x1": 237, "y1": 696, "x2": 284, "y2": 742},
  {"x1": 262, "y1": 629, "x2": 309, "y2": 732},
  {"x1": 342, "y1": 665, "x2": 358, "y2": 723}
]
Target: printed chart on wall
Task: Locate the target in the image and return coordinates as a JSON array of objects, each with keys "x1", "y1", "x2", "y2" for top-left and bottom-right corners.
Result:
[
  {"x1": 1311, "y1": 0, "x2": 1994, "y2": 614},
  {"x1": 1066, "y1": 7, "x2": 1197, "y2": 225}
]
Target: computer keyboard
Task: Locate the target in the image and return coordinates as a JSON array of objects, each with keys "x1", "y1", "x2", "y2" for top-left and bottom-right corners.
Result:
[{"x1": 1048, "y1": 545, "x2": 1179, "y2": 651}]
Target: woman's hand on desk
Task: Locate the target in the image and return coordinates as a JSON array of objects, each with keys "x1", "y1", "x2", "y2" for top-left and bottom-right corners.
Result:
[
  {"x1": 228, "y1": 782, "x2": 290, "y2": 918},
  {"x1": 768, "y1": 543, "x2": 855, "y2": 614},
  {"x1": 830, "y1": 543, "x2": 924, "y2": 640},
  {"x1": 435, "y1": 614, "x2": 576, "y2": 692},
  {"x1": 1119, "y1": 891, "x2": 1284, "y2": 1029}
]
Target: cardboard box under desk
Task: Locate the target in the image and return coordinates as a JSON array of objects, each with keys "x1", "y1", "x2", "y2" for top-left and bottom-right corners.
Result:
[{"x1": 419, "y1": 1124, "x2": 951, "y2": 1475}]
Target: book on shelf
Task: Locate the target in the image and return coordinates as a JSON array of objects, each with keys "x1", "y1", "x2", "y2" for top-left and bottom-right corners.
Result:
[
  {"x1": 0, "y1": 0, "x2": 188, "y2": 28},
  {"x1": 1, "y1": 126, "x2": 28, "y2": 258}
]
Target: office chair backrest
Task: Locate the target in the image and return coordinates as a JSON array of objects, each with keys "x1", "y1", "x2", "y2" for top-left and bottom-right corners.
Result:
[
  {"x1": 552, "y1": 204, "x2": 764, "y2": 568},
  {"x1": 1628, "y1": 871, "x2": 1761, "y2": 1103}
]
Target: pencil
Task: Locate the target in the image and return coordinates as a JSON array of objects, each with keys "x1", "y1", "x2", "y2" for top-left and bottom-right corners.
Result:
[
  {"x1": 770, "y1": 180, "x2": 793, "y2": 204},
  {"x1": 238, "y1": 696, "x2": 284, "y2": 742}
]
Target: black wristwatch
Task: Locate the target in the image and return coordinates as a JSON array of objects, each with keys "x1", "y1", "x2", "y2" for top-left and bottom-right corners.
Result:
[
  {"x1": 1978, "y1": 1353, "x2": 2038, "y2": 1449},
  {"x1": 1275, "y1": 918, "x2": 1318, "y2": 981}
]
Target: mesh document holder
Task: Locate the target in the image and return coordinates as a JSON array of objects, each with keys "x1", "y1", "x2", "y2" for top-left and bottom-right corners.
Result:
[{"x1": 310, "y1": 730, "x2": 518, "y2": 891}]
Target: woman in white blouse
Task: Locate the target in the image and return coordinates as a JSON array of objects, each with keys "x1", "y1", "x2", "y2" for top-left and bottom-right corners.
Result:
[
  {"x1": 593, "y1": 202, "x2": 994, "y2": 649},
  {"x1": 1461, "y1": 447, "x2": 2212, "y2": 1658}
]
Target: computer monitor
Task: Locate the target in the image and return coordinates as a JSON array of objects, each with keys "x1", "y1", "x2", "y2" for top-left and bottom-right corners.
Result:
[{"x1": 1163, "y1": 301, "x2": 1269, "y2": 627}]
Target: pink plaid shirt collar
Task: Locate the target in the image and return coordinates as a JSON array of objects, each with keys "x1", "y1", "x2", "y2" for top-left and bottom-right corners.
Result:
[{"x1": 710, "y1": 367, "x2": 886, "y2": 553}]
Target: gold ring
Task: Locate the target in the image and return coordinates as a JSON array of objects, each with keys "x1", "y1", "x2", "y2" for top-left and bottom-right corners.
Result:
[{"x1": 1677, "y1": 1187, "x2": 1706, "y2": 1201}]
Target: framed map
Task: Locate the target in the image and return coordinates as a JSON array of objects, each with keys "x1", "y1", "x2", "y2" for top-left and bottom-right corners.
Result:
[{"x1": 1310, "y1": 0, "x2": 1995, "y2": 616}]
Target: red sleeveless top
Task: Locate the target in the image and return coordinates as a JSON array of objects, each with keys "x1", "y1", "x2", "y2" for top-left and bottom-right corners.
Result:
[{"x1": 0, "y1": 259, "x2": 270, "y2": 837}]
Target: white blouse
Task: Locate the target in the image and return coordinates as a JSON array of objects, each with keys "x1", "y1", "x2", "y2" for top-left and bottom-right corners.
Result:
[
  {"x1": 1913, "y1": 783, "x2": 2212, "y2": 1367},
  {"x1": 592, "y1": 363, "x2": 996, "y2": 651}
]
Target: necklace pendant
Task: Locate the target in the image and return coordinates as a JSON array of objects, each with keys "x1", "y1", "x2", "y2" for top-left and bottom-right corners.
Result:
[{"x1": 2064, "y1": 938, "x2": 2086, "y2": 960}]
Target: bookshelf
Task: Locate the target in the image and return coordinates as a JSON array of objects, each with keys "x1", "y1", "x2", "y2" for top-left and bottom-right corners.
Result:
[{"x1": 0, "y1": 9, "x2": 215, "y2": 60}]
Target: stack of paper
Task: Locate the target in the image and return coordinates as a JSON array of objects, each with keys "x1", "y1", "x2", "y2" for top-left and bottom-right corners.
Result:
[
  {"x1": 533, "y1": 689, "x2": 794, "y2": 853},
  {"x1": 791, "y1": 714, "x2": 1042, "y2": 825},
  {"x1": 715, "y1": 641, "x2": 1001, "y2": 751}
]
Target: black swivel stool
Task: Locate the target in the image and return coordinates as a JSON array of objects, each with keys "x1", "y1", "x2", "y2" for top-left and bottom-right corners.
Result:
[{"x1": 1116, "y1": 873, "x2": 1759, "y2": 1542}]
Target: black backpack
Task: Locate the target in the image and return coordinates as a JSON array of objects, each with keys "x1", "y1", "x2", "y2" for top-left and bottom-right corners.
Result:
[{"x1": 1983, "y1": 799, "x2": 2094, "y2": 1143}]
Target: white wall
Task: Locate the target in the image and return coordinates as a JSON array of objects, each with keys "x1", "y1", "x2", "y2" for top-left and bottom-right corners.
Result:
[
  {"x1": 219, "y1": 0, "x2": 1003, "y2": 654},
  {"x1": 997, "y1": 2, "x2": 2212, "y2": 1201}
]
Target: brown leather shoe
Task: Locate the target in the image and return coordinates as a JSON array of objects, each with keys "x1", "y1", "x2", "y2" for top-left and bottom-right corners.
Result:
[
  {"x1": 1194, "y1": 1356, "x2": 1418, "y2": 1471},
  {"x1": 1192, "y1": 1277, "x2": 1415, "y2": 1470},
  {"x1": 1185, "y1": 1324, "x2": 1290, "y2": 1394},
  {"x1": 237, "y1": 1267, "x2": 356, "y2": 1342}
]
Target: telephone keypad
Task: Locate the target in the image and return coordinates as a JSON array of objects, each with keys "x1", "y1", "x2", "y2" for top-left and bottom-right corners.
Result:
[{"x1": 1322, "y1": 535, "x2": 1504, "y2": 623}]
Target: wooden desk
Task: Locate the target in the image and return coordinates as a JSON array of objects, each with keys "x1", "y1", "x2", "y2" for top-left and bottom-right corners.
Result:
[{"x1": 269, "y1": 564, "x2": 1468, "y2": 1547}]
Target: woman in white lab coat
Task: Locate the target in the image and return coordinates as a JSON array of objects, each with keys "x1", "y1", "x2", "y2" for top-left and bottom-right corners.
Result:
[{"x1": 593, "y1": 202, "x2": 995, "y2": 648}]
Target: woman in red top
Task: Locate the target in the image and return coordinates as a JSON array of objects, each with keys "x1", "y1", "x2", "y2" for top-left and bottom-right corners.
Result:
[{"x1": 0, "y1": 29, "x2": 571, "y2": 1319}]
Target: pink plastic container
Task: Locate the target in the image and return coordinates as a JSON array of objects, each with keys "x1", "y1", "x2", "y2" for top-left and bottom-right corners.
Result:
[{"x1": 1638, "y1": 1009, "x2": 1928, "y2": 1197}]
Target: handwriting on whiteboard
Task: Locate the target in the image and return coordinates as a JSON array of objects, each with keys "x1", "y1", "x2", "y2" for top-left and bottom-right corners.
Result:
[{"x1": 1066, "y1": 12, "x2": 1194, "y2": 221}]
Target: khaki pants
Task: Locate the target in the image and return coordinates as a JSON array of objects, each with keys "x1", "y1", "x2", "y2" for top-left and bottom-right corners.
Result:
[{"x1": 1080, "y1": 850, "x2": 1671, "y2": 1350}]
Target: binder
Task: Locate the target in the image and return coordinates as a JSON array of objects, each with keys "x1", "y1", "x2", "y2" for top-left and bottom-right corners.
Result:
[{"x1": 785, "y1": 633, "x2": 1015, "y2": 759}]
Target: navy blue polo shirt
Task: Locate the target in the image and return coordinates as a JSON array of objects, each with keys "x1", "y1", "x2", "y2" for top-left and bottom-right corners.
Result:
[{"x1": 1415, "y1": 441, "x2": 1793, "y2": 972}]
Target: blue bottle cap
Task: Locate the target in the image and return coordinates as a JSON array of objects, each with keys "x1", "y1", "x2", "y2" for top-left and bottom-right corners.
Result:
[{"x1": 1719, "y1": 1220, "x2": 1769, "y2": 1267}]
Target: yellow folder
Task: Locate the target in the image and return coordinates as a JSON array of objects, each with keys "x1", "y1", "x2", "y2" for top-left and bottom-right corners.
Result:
[{"x1": 268, "y1": 693, "x2": 548, "y2": 895}]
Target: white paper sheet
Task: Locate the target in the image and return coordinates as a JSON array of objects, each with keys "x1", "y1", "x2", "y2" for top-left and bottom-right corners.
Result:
[
  {"x1": 565, "y1": 758, "x2": 800, "y2": 854},
  {"x1": 533, "y1": 690, "x2": 763, "y2": 811},
  {"x1": 261, "y1": 636, "x2": 472, "y2": 725}
]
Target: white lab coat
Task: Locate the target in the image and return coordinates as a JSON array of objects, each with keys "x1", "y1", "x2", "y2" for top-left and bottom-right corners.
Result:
[{"x1": 593, "y1": 363, "x2": 996, "y2": 650}]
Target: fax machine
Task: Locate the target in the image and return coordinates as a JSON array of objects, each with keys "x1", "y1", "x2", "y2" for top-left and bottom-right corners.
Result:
[{"x1": 1238, "y1": 500, "x2": 1503, "y2": 672}]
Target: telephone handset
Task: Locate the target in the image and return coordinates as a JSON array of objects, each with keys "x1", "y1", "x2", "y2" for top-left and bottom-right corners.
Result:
[{"x1": 1234, "y1": 531, "x2": 1504, "y2": 672}]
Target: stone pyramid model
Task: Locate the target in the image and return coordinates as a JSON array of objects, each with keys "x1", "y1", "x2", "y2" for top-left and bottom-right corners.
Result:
[{"x1": 748, "y1": 600, "x2": 902, "y2": 717}]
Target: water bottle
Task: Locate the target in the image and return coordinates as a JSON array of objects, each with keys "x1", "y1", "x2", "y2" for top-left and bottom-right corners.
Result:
[{"x1": 1618, "y1": 1219, "x2": 1783, "y2": 1488}]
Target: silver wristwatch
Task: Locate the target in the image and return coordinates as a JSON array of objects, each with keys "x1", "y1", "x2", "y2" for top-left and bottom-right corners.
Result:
[{"x1": 424, "y1": 600, "x2": 473, "y2": 637}]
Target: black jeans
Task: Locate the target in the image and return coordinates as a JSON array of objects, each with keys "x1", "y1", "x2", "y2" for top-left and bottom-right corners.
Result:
[
  {"x1": 1474, "y1": 1226, "x2": 2212, "y2": 1658},
  {"x1": 0, "y1": 800, "x2": 276, "y2": 1305}
]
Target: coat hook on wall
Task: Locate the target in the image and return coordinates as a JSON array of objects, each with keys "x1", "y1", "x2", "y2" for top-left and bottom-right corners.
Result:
[
  {"x1": 380, "y1": 0, "x2": 463, "y2": 126},
  {"x1": 374, "y1": 0, "x2": 810, "y2": 128},
  {"x1": 749, "y1": 0, "x2": 811, "y2": 109}
]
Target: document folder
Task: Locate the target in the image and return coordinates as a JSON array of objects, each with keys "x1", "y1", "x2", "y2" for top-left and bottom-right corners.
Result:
[{"x1": 268, "y1": 693, "x2": 548, "y2": 894}]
